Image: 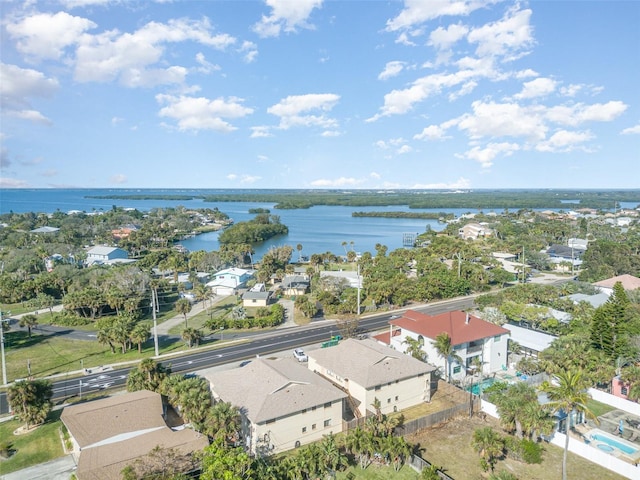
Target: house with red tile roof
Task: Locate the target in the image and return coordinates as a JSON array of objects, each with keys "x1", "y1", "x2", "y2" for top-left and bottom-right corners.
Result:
[{"x1": 386, "y1": 310, "x2": 509, "y2": 382}]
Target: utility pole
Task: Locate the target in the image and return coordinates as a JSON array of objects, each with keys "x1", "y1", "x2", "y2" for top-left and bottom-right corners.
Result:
[
  {"x1": 356, "y1": 264, "x2": 361, "y2": 315},
  {"x1": 0, "y1": 309, "x2": 7, "y2": 386},
  {"x1": 152, "y1": 288, "x2": 159, "y2": 357}
]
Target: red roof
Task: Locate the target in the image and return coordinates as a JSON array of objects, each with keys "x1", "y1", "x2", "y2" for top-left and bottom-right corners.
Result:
[{"x1": 390, "y1": 310, "x2": 509, "y2": 346}]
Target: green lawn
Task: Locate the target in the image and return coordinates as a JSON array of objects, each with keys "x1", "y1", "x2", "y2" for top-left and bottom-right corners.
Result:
[
  {"x1": 335, "y1": 464, "x2": 420, "y2": 479},
  {"x1": 0, "y1": 410, "x2": 65, "y2": 475},
  {"x1": 3, "y1": 330, "x2": 186, "y2": 381},
  {"x1": 587, "y1": 398, "x2": 616, "y2": 418}
]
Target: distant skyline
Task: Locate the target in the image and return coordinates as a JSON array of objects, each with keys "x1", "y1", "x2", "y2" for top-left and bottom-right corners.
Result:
[{"x1": 1, "y1": 0, "x2": 639, "y2": 190}]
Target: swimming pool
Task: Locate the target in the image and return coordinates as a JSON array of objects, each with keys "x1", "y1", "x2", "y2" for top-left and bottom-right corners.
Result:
[
  {"x1": 587, "y1": 429, "x2": 640, "y2": 459},
  {"x1": 466, "y1": 377, "x2": 495, "y2": 395}
]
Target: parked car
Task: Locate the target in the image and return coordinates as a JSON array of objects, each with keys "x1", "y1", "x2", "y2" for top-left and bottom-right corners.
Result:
[{"x1": 293, "y1": 348, "x2": 308, "y2": 362}]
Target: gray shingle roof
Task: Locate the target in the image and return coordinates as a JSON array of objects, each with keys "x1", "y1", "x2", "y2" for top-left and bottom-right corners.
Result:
[
  {"x1": 61, "y1": 390, "x2": 165, "y2": 448},
  {"x1": 204, "y1": 358, "x2": 346, "y2": 423},
  {"x1": 308, "y1": 338, "x2": 434, "y2": 389}
]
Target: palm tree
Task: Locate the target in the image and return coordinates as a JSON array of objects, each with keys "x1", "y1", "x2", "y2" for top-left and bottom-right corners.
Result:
[
  {"x1": 319, "y1": 433, "x2": 347, "y2": 473},
  {"x1": 206, "y1": 401, "x2": 241, "y2": 444},
  {"x1": 175, "y1": 298, "x2": 192, "y2": 328},
  {"x1": 129, "y1": 322, "x2": 150, "y2": 353},
  {"x1": 432, "y1": 332, "x2": 460, "y2": 383},
  {"x1": 471, "y1": 426, "x2": 504, "y2": 472},
  {"x1": 7, "y1": 379, "x2": 53, "y2": 430},
  {"x1": 403, "y1": 336, "x2": 425, "y2": 361},
  {"x1": 541, "y1": 369, "x2": 597, "y2": 480},
  {"x1": 344, "y1": 427, "x2": 374, "y2": 469},
  {"x1": 181, "y1": 327, "x2": 203, "y2": 348},
  {"x1": 19, "y1": 314, "x2": 39, "y2": 338}
]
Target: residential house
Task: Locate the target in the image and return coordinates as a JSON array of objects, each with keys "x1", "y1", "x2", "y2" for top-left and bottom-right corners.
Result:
[
  {"x1": 491, "y1": 252, "x2": 524, "y2": 276},
  {"x1": 318, "y1": 270, "x2": 362, "y2": 289},
  {"x1": 307, "y1": 338, "x2": 435, "y2": 418},
  {"x1": 60, "y1": 390, "x2": 208, "y2": 480},
  {"x1": 206, "y1": 267, "x2": 254, "y2": 295},
  {"x1": 503, "y1": 323, "x2": 557, "y2": 359},
  {"x1": 458, "y1": 222, "x2": 492, "y2": 240},
  {"x1": 203, "y1": 357, "x2": 346, "y2": 456},
  {"x1": 281, "y1": 274, "x2": 310, "y2": 296},
  {"x1": 242, "y1": 283, "x2": 271, "y2": 307},
  {"x1": 30, "y1": 226, "x2": 60, "y2": 234},
  {"x1": 567, "y1": 292, "x2": 610, "y2": 309},
  {"x1": 86, "y1": 246, "x2": 129, "y2": 265},
  {"x1": 545, "y1": 244, "x2": 583, "y2": 271},
  {"x1": 388, "y1": 310, "x2": 509, "y2": 381},
  {"x1": 593, "y1": 274, "x2": 640, "y2": 296}
]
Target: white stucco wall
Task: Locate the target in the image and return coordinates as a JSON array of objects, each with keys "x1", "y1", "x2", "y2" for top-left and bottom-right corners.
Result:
[{"x1": 249, "y1": 399, "x2": 343, "y2": 456}]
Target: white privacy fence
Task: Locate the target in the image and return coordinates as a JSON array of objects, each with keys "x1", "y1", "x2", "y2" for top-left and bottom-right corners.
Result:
[{"x1": 480, "y1": 397, "x2": 640, "y2": 479}]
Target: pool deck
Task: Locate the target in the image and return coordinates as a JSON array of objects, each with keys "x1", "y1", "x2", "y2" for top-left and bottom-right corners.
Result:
[{"x1": 576, "y1": 410, "x2": 640, "y2": 465}]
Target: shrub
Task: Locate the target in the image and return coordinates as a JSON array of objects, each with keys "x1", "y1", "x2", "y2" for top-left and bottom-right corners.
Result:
[
  {"x1": 51, "y1": 312, "x2": 92, "y2": 327},
  {"x1": 504, "y1": 437, "x2": 543, "y2": 464}
]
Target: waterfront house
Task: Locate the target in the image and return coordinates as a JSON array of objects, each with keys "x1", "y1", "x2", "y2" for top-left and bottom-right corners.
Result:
[
  {"x1": 319, "y1": 270, "x2": 362, "y2": 289},
  {"x1": 206, "y1": 267, "x2": 254, "y2": 295},
  {"x1": 86, "y1": 246, "x2": 129, "y2": 265},
  {"x1": 60, "y1": 390, "x2": 207, "y2": 480},
  {"x1": 280, "y1": 274, "x2": 310, "y2": 296},
  {"x1": 307, "y1": 338, "x2": 435, "y2": 418},
  {"x1": 458, "y1": 222, "x2": 492, "y2": 240},
  {"x1": 203, "y1": 357, "x2": 346, "y2": 457},
  {"x1": 388, "y1": 310, "x2": 509, "y2": 382}
]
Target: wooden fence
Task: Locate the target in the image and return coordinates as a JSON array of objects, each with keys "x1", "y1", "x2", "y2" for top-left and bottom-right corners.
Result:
[{"x1": 394, "y1": 398, "x2": 480, "y2": 436}]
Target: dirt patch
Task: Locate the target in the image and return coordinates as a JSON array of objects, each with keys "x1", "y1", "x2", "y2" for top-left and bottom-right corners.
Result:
[{"x1": 405, "y1": 414, "x2": 625, "y2": 480}]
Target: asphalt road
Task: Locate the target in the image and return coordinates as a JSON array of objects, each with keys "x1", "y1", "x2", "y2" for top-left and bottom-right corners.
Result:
[{"x1": 0, "y1": 296, "x2": 475, "y2": 415}]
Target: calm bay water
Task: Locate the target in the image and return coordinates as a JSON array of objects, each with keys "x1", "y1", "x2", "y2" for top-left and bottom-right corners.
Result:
[
  {"x1": 0, "y1": 189, "x2": 458, "y2": 258},
  {"x1": 2, "y1": 189, "x2": 631, "y2": 260}
]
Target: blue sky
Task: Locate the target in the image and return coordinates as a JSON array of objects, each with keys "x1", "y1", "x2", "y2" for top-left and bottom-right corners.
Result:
[{"x1": 1, "y1": 0, "x2": 639, "y2": 190}]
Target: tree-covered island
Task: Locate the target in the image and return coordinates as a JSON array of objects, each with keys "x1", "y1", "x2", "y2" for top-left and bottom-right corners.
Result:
[{"x1": 217, "y1": 213, "x2": 288, "y2": 244}]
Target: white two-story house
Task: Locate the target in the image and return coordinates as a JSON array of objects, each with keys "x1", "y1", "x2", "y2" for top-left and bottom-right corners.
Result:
[{"x1": 388, "y1": 310, "x2": 509, "y2": 382}]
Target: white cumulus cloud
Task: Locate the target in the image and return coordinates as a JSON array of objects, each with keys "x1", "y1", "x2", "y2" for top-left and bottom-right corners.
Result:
[
  {"x1": 1, "y1": 63, "x2": 59, "y2": 125},
  {"x1": 253, "y1": 0, "x2": 323, "y2": 38},
  {"x1": 267, "y1": 93, "x2": 340, "y2": 130},
  {"x1": 6, "y1": 11, "x2": 96, "y2": 61},
  {"x1": 156, "y1": 94, "x2": 254, "y2": 132},
  {"x1": 378, "y1": 61, "x2": 406, "y2": 80},
  {"x1": 514, "y1": 77, "x2": 557, "y2": 99},
  {"x1": 621, "y1": 125, "x2": 640, "y2": 135}
]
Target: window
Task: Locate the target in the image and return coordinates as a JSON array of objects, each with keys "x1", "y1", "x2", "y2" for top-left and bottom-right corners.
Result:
[
  {"x1": 302, "y1": 408, "x2": 307, "y2": 414},
  {"x1": 324, "y1": 402, "x2": 332, "y2": 409},
  {"x1": 312, "y1": 424, "x2": 317, "y2": 430},
  {"x1": 387, "y1": 398, "x2": 391, "y2": 404},
  {"x1": 302, "y1": 426, "x2": 307, "y2": 433},
  {"x1": 453, "y1": 366, "x2": 461, "y2": 374},
  {"x1": 375, "y1": 385, "x2": 381, "y2": 391},
  {"x1": 324, "y1": 419, "x2": 331, "y2": 427},
  {"x1": 494, "y1": 335, "x2": 501, "y2": 342},
  {"x1": 395, "y1": 396, "x2": 399, "y2": 401},
  {"x1": 312, "y1": 406, "x2": 317, "y2": 411},
  {"x1": 622, "y1": 386, "x2": 628, "y2": 396}
]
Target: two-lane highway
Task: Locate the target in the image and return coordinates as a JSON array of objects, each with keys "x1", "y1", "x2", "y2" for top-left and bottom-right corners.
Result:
[{"x1": 0, "y1": 297, "x2": 475, "y2": 415}]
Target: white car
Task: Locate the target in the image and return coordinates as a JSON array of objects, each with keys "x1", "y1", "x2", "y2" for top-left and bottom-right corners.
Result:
[{"x1": 293, "y1": 348, "x2": 308, "y2": 362}]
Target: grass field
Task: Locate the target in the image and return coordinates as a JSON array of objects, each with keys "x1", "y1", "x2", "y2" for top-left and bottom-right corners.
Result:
[
  {"x1": 405, "y1": 414, "x2": 625, "y2": 480},
  {"x1": 0, "y1": 410, "x2": 65, "y2": 475}
]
